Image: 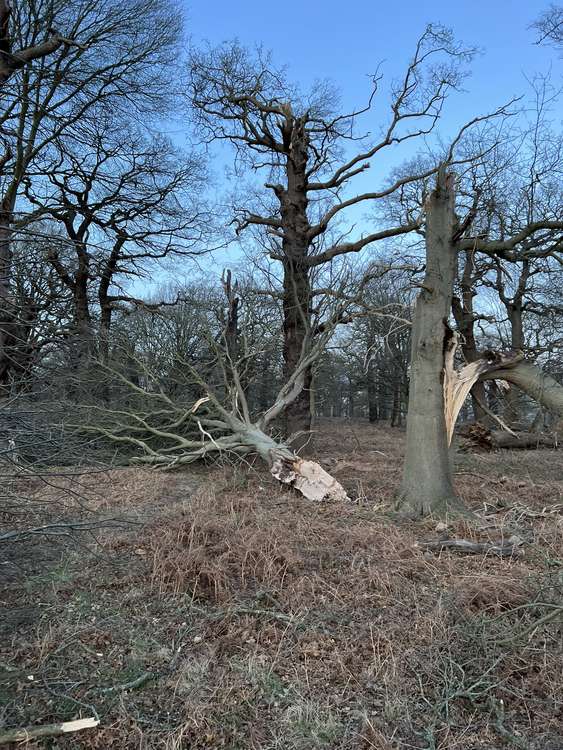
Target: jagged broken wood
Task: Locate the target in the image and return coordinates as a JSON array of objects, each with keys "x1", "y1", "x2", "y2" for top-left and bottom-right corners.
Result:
[
  {"x1": 270, "y1": 455, "x2": 349, "y2": 502},
  {"x1": 443, "y1": 335, "x2": 563, "y2": 446},
  {"x1": 79, "y1": 280, "x2": 350, "y2": 503},
  {"x1": 0, "y1": 717, "x2": 99, "y2": 745}
]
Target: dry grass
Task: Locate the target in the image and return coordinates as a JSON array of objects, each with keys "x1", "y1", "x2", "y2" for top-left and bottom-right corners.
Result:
[{"x1": 1, "y1": 421, "x2": 562, "y2": 749}]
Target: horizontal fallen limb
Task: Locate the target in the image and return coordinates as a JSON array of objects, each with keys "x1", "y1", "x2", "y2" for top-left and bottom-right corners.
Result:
[
  {"x1": 0, "y1": 717, "x2": 99, "y2": 745},
  {"x1": 417, "y1": 537, "x2": 522, "y2": 558},
  {"x1": 489, "y1": 430, "x2": 558, "y2": 450},
  {"x1": 458, "y1": 423, "x2": 559, "y2": 451},
  {"x1": 98, "y1": 671, "x2": 156, "y2": 694}
]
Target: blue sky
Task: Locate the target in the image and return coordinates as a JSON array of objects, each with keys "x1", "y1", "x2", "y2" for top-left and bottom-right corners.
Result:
[
  {"x1": 182, "y1": 0, "x2": 561, "y2": 209},
  {"x1": 145, "y1": 0, "x2": 562, "y2": 290},
  {"x1": 184, "y1": 0, "x2": 561, "y2": 132}
]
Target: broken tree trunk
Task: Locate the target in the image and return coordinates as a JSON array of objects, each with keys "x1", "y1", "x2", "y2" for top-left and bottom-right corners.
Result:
[
  {"x1": 396, "y1": 167, "x2": 464, "y2": 518},
  {"x1": 482, "y1": 359, "x2": 563, "y2": 420}
]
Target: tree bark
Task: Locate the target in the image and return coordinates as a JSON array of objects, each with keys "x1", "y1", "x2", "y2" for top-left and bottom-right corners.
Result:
[
  {"x1": 489, "y1": 429, "x2": 558, "y2": 449},
  {"x1": 390, "y1": 376, "x2": 402, "y2": 427},
  {"x1": 280, "y1": 115, "x2": 314, "y2": 450},
  {"x1": 396, "y1": 167, "x2": 465, "y2": 517},
  {"x1": 0, "y1": 199, "x2": 15, "y2": 394},
  {"x1": 367, "y1": 361, "x2": 378, "y2": 422},
  {"x1": 72, "y1": 266, "x2": 95, "y2": 369},
  {"x1": 483, "y1": 360, "x2": 563, "y2": 419},
  {"x1": 451, "y1": 251, "x2": 489, "y2": 422},
  {"x1": 503, "y1": 301, "x2": 525, "y2": 422}
]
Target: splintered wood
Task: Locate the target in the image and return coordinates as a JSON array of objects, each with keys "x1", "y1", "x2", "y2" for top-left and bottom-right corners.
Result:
[
  {"x1": 0, "y1": 717, "x2": 99, "y2": 745},
  {"x1": 443, "y1": 331, "x2": 498, "y2": 445},
  {"x1": 270, "y1": 457, "x2": 350, "y2": 502}
]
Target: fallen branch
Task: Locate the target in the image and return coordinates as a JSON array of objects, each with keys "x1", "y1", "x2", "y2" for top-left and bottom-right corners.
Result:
[
  {"x1": 458, "y1": 423, "x2": 559, "y2": 451},
  {"x1": 491, "y1": 605, "x2": 563, "y2": 645},
  {"x1": 417, "y1": 536, "x2": 523, "y2": 558},
  {"x1": 0, "y1": 717, "x2": 99, "y2": 745},
  {"x1": 489, "y1": 429, "x2": 558, "y2": 450},
  {"x1": 98, "y1": 671, "x2": 156, "y2": 694}
]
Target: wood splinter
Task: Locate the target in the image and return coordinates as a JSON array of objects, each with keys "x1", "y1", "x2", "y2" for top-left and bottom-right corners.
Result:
[{"x1": 0, "y1": 717, "x2": 99, "y2": 745}]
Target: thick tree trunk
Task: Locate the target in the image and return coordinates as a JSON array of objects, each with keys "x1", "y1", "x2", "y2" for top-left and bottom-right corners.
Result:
[
  {"x1": 282, "y1": 258, "x2": 312, "y2": 447},
  {"x1": 72, "y1": 275, "x2": 95, "y2": 368},
  {"x1": 280, "y1": 121, "x2": 313, "y2": 451},
  {"x1": 396, "y1": 168, "x2": 464, "y2": 517}
]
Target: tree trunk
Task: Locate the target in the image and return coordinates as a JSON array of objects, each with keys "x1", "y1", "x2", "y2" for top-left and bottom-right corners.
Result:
[
  {"x1": 99, "y1": 304, "x2": 112, "y2": 366},
  {"x1": 72, "y1": 273, "x2": 94, "y2": 368},
  {"x1": 280, "y1": 120, "x2": 313, "y2": 451},
  {"x1": 367, "y1": 361, "x2": 378, "y2": 422},
  {"x1": 451, "y1": 252, "x2": 489, "y2": 422},
  {"x1": 0, "y1": 200, "x2": 15, "y2": 395},
  {"x1": 396, "y1": 167, "x2": 464, "y2": 517},
  {"x1": 503, "y1": 301, "x2": 524, "y2": 423},
  {"x1": 390, "y1": 377, "x2": 401, "y2": 427},
  {"x1": 282, "y1": 257, "x2": 312, "y2": 448}
]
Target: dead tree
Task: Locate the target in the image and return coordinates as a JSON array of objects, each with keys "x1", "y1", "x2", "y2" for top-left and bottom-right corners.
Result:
[
  {"x1": 80, "y1": 279, "x2": 350, "y2": 502},
  {"x1": 188, "y1": 27, "x2": 482, "y2": 448}
]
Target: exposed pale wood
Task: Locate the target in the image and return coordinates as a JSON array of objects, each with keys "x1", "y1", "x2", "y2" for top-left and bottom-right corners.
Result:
[
  {"x1": 270, "y1": 457, "x2": 349, "y2": 502},
  {"x1": 443, "y1": 335, "x2": 524, "y2": 446},
  {"x1": 0, "y1": 717, "x2": 99, "y2": 745}
]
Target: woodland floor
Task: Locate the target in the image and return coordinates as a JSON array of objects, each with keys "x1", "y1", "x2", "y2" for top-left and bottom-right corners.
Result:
[{"x1": 0, "y1": 421, "x2": 562, "y2": 749}]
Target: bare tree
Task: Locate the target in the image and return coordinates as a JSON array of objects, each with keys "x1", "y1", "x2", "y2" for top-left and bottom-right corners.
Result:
[
  {"x1": 187, "y1": 27, "x2": 483, "y2": 448},
  {"x1": 0, "y1": 0, "x2": 182, "y2": 393},
  {"x1": 397, "y1": 166, "x2": 563, "y2": 517},
  {"x1": 22, "y1": 122, "x2": 208, "y2": 372}
]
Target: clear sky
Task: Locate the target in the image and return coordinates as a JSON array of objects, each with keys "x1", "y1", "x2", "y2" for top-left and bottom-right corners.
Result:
[
  {"x1": 144, "y1": 0, "x2": 562, "y2": 290},
  {"x1": 184, "y1": 0, "x2": 561, "y2": 132}
]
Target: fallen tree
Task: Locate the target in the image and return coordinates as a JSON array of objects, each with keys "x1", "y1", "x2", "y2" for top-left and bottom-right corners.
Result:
[
  {"x1": 78, "y1": 281, "x2": 350, "y2": 503},
  {"x1": 459, "y1": 423, "x2": 559, "y2": 451},
  {"x1": 444, "y1": 342, "x2": 563, "y2": 444}
]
